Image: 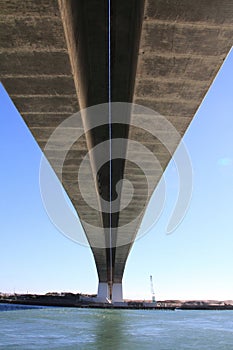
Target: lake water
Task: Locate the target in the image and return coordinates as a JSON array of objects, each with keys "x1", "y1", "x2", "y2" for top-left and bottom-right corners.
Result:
[{"x1": 0, "y1": 304, "x2": 232, "y2": 349}]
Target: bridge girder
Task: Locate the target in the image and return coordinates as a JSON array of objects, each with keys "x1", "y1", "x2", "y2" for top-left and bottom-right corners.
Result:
[{"x1": 1, "y1": 0, "x2": 233, "y2": 301}]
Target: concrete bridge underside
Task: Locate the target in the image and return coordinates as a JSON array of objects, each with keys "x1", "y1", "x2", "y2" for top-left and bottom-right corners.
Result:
[{"x1": 1, "y1": 0, "x2": 233, "y2": 302}]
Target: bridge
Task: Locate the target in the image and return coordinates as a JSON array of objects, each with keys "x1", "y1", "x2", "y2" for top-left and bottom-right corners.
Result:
[{"x1": 1, "y1": 0, "x2": 233, "y2": 302}]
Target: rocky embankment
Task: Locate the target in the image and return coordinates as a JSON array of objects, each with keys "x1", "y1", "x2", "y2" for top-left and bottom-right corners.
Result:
[{"x1": 156, "y1": 300, "x2": 233, "y2": 310}]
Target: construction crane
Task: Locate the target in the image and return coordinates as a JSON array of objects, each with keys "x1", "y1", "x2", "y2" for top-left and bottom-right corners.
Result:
[{"x1": 150, "y1": 275, "x2": 156, "y2": 304}]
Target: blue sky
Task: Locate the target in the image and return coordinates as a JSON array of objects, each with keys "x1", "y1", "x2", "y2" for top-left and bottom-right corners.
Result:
[{"x1": 1, "y1": 49, "x2": 233, "y2": 301}]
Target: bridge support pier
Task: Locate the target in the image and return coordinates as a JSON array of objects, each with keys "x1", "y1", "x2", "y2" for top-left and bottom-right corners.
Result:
[
  {"x1": 97, "y1": 282, "x2": 109, "y2": 302},
  {"x1": 112, "y1": 283, "x2": 123, "y2": 303},
  {"x1": 97, "y1": 282, "x2": 123, "y2": 303}
]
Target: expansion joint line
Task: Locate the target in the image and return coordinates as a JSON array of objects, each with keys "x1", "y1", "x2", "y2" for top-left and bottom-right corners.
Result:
[{"x1": 108, "y1": 0, "x2": 113, "y2": 298}]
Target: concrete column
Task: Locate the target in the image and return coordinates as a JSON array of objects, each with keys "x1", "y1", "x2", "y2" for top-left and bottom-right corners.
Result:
[
  {"x1": 112, "y1": 283, "x2": 123, "y2": 302},
  {"x1": 97, "y1": 282, "x2": 109, "y2": 302}
]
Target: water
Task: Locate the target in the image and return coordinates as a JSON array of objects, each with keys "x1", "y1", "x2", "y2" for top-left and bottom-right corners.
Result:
[{"x1": 0, "y1": 304, "x2": 232, "y2": 349}]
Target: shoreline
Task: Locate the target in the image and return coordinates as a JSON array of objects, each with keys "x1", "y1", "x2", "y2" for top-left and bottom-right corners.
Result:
[{"x1": 1, "y1": 293, "x2": 233, "y2": 310}]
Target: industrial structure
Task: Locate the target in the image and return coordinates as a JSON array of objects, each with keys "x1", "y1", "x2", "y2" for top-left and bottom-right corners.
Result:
[
  {"x1": 1, "y1": 0, "x2": 233, "y2": 302},
  {"x1": 150, "y1": 275, "x2": 156, "y2": 304}
]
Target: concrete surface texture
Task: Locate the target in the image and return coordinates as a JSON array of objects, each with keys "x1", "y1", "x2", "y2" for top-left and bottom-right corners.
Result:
[{"x1": 1, "y1": 0, "x2": 233, "y2": 301}]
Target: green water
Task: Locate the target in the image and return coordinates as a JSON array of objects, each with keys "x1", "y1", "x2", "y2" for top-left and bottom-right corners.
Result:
[{"x1": 0, "y1": 305, "x2": 232, "y2": 349}]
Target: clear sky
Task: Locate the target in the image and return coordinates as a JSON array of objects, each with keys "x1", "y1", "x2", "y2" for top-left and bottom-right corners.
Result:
[{"x1": 1, "y1": 48, "x2": 233, "y2": 301}]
